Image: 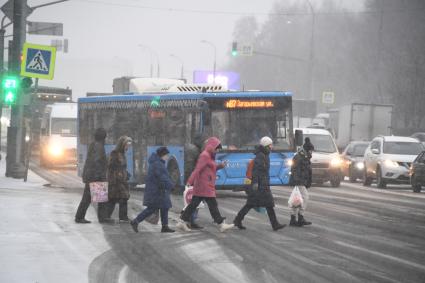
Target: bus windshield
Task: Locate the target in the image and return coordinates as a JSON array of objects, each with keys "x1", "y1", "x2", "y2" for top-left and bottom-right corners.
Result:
[
  {"x1": 209, "y1": 109, "x2": 291, "y2": 151},
  {"x1": 51, "y1": 118, "x2": 77, "y2": 136}
]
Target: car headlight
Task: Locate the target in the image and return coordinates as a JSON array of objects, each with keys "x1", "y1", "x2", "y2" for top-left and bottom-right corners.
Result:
[
  {"x1": 48, "y1": 145, "x2": 64, "y2": 157},
  {"x1": 355, "y1": 162, "x2": 365, "y2": 170},
  {"x1": 384, "y1": 160, "x2": 398, "y2": 168},
  {"x1": 330, "y1": 157, "x2": 343, "y2": 167}
]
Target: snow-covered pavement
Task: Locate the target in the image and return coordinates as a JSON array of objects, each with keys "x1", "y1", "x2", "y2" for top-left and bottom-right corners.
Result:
[{"x1": 0, "y1": 158, "x2": 110, "y2": 283}]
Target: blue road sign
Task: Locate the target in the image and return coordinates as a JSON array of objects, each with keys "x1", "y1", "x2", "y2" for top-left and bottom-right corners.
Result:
[{"x1": 21, "y1": 43, "x2": 56, "y2": 80}]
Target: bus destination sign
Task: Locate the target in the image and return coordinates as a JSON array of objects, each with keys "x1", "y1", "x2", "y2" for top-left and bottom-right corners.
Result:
[{"x1": 224, "y1": 99, "x2": 274, "y2": 109}]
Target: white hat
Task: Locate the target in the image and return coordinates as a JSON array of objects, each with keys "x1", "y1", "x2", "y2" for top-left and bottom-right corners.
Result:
[{"x1": 260, "y1": 136, "x2": 273, "y2": 147}]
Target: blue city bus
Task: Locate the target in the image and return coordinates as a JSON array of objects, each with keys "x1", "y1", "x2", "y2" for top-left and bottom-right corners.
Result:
[{"x1": 77, "y1": 91, "x2": 298, "y2": 191}]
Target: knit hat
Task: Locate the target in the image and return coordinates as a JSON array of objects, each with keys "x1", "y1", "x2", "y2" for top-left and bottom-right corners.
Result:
[
  {"x1": 260, "y1": 136, "x2": 273, "y2": 147},
  {"x1": 156, "y1": 146, "x2": 170, "y2": 157}
]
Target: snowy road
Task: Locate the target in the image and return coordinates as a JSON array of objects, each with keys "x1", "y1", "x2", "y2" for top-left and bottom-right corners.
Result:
[{"x1": 2, "y1": 164, "x2": 425, "y2": 283}]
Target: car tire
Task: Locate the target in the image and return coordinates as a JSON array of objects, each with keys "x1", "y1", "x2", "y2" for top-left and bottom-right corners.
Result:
[
  {"x1": 412, "y1": 175, "x2": 422, "y2": 193},
  {"x1": 330, "y1": 174, "x2": 341, "y2": 187},
  {"x1": 376, "y1": 167, "x2": 387, "y2": 189},
  {"x1": 363, "y1": 168, "x2": 372, "y2": 186}
]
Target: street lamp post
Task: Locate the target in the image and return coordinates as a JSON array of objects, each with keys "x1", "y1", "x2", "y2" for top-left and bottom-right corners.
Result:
[
  {"x1": 138, "y1": 44, "x2": 160, "y2": 77},
  {"x1": 169, "y1": 54, "x2": 184, "y2": 79},
  {"x1": 306, "y1": 0, "x2": 316, "y2": 100},
  {"x1": 200, "y1": 40, "x2": 216, "y2": 84}
]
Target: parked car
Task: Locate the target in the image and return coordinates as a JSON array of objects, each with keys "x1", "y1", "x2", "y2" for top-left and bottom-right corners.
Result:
[
  {"x1": 363, "y1": 136, "x2": 425, "y2": 188},
  {"x1": 410, "y1": 151, "x2": 425, "y2": 193},
  {"x1": 341, "y1": 141, "x2": 369, "y2": 182},
  {"x1": 295, "y1": 128, "x2": 342, "y2": 187}
]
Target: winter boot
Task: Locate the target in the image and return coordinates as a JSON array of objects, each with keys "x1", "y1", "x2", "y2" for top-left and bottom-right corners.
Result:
[
  {"x1": 161, "y1": 225, "x2": 175, "y2": 233},
  {"x1": 233, "y1": 219, "x2": 246, "y2": 230},
  {"x1": 130, "y1": 220, "x2": 139, "y2": 233},
  {"x1": 298, "y1": 214, "x2": 312, "y2": 227},
  {"x1": 176, "y1": 220, "x2": 192, "y2": 232},
  {"x1": 289, "y1": 215, "x2": 298, "y2": 226},
  {"x1": 218, "y1": 221, "x2": 234, "y2": 232},
  {"x1": 272, "y1": 223, "x2": 286, "y2": 231},
  {"x1": 75, "y1": 218, "x2": 91, "y2": 224}
]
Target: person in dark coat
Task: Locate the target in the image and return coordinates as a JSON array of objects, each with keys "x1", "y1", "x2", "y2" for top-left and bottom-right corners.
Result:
[
  {"x1": 303, "y1": 137, "x2": 314, "y2": 188},
  {"x1": 107, "y1": 136, "x2": 132, "y2": 222},
  {"x1": 130, "y1": 147, "x2": 175, "y2": 233},
  {"x1": 233, "y1": 137, "x2": 286, "y2": 231},
  {"x1": 289, "y1": 147, "x2": 313, "y2": 227},
  {"x1": 75, "y1": 128, "x2": 108, "y2": 224},
  {"x1": 183, "y1": 133, "x2": 206, "y2": 229}
]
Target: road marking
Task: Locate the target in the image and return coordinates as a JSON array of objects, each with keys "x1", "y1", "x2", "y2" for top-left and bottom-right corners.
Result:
[
  {"x1": 342, "y1": 182, "x2": 425, "y2": 199},
  {"x1": 333, "y1": 240, "x2": 425, "y2": 271}
]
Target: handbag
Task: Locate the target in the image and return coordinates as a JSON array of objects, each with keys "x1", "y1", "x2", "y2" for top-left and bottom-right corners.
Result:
[
  {"x1": 288, "y1": 186, "x2": 304, "y2": 208},
  {"x1": 89, "y1": 182, "x2": 109, "y2": 203},
  {"x1": 145, "y1": 209, "x2": 160, "y2": 225}
]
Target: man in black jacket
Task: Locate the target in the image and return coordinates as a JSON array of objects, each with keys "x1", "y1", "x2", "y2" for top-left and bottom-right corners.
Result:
[
  {"x1": 75, "y1": 128, "x2": 108, "y2": 223},
  {"x1": 233, "y1": 136, "x2": 286, "y2": 231}
]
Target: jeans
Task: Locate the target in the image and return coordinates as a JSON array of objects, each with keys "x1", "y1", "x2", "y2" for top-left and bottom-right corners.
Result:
[
  {"x1": 75, "y1": 183, "x2": 91, "y2": 220},
  {"x1": 135, "y1": 207, "x2": 169, "y2": 226},
  {"x1": 234, "y1": 204, "x2": 279, "y2": 228},
  {"x1": 107, "y1": 198, "x2": 128, "y2": 220},
  {"x1": 181, "y1": 196, "x2": 224, "y2": 224}
]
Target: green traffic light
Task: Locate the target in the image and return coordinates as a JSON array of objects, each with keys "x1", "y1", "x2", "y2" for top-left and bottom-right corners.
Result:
[
  {"x1": 1, "y1": 76, "x2": 19, "y2": 105},
  {"x1": 231, "y1": 50, "x2": 238, "y2": 57}
]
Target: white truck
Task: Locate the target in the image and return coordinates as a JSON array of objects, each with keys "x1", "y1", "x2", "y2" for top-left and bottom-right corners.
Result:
[
  {"x1": 39, "y1": 103, "x2": 78, "y2": 167},
  {"x1": 334, "y1": 103, "x2": 393, "y2": 149}
]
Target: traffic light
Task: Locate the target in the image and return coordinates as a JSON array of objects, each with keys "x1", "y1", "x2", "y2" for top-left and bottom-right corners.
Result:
[
  {"x1": 1, "y1": 76, "x2": 19, "y2": 105},
  {"x1": 231, "y1": 41, "x2": 238, "y2": 57}
]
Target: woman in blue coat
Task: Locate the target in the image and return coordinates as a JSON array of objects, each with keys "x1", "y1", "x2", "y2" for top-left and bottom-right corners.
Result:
[{"x1": 131, "y1": 147, "x2": 175, "y2": 233}]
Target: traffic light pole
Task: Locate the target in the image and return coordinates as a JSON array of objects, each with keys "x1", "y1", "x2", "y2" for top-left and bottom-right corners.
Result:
[{"x1": 6, "y1": 0, "x2": 28, "y2": 178}]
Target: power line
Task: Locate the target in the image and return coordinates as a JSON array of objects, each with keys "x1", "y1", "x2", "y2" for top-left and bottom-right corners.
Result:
[{"x1": 74, "y1": 0, "x2": 424, "y2": 17}]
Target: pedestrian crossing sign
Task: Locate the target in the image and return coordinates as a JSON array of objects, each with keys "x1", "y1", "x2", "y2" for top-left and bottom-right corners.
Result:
[{"x1": 20, "y1": 43, "x2": 56, "y2": 80}]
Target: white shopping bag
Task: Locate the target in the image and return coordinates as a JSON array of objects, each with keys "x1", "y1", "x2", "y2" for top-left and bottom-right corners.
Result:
[{"x1": 288, "y1": 186, "x2": 304, "y2": 208}]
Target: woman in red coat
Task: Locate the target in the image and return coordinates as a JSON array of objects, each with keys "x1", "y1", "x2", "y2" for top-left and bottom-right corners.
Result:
[{"x1": 177, "y1": 137, "x2": 234, "y2": 232}]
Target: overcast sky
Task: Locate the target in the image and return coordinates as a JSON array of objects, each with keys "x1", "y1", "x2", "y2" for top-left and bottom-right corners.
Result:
[
  {"x1": 2, "y1": 0, "x2": 368, "y2": 98},
  {"x1": 1, "y1": 0, "x2": 274, "y2": 98}
]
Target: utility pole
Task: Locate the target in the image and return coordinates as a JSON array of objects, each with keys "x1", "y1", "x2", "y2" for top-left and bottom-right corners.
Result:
[
  {"x1": 306, "y1": 0, "x2": 316, "y2": 101},
  {"x1": 7, "y1": 0, "x2": 28, "y2": 178}
]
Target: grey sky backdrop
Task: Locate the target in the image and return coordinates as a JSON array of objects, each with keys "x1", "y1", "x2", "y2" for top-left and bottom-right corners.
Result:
[{"x1": 3, "y1": 0, "x2": 365, "y2": 98}]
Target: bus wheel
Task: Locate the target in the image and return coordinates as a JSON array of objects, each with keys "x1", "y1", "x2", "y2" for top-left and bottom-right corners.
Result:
[{"x1": 168, "y1": 160, "x2": 183, "y2": 194}]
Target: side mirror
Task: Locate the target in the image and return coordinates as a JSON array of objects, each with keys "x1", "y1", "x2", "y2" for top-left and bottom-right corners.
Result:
[
  {"x1": 295, "y1": 130, "x2": 303, "y2": 147},
  {"x1": 371, "y1": 148, "x2": 379, "y2": 155}
]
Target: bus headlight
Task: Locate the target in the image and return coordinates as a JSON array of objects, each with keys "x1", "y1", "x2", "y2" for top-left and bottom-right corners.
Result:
[
  {"x1": 330, "y1": 157, "x2": 343, "y2": 167},
  {"x1": 48, "y1": 145, "x2": 64, "y2": 157}
]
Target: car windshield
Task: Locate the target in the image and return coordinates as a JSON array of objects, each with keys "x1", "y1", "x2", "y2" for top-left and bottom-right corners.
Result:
[
  {"x1": 352, "y1": 144, "x2": 368, "y2": 156},
  {"x1": 383, "y1": 142, "x2": 424, "y2": 155},
  {"x1": 51, "y1": 118, "x2": 77, "y2": 136},
  {"x1": 303, "y1": 134, "x2": 337, "y2": 153}
]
